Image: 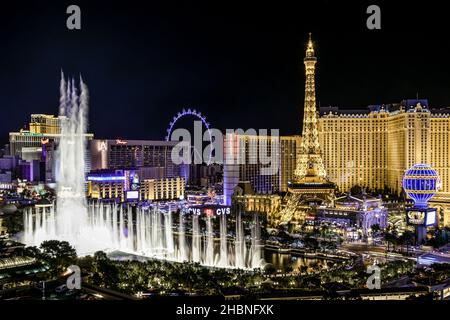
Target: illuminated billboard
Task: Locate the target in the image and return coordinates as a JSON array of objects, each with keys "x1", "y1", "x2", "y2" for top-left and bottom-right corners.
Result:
[
  {"x1": 126, "y1": 190, "x2": 139, "y2": 200},
  {"x1": 407, "y1": 210, "x2": 425, "y2": 225},
  {"x1": 425, "y1": 210, "x2": 437, "y2": 226},
  {"x1": 124, "y1": 170, "x2": 140, "y2": 191},
  {"x1": 185, "y1": 205, "x2": 231, "y2": 216},
  {"x1": 406, "y1": 208, "x2": 437, "y2": 227}
]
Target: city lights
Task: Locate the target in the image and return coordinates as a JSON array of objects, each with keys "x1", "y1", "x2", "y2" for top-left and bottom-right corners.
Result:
[{"x1": 1, "y1": 2, "x2": 450, "y2": 307}]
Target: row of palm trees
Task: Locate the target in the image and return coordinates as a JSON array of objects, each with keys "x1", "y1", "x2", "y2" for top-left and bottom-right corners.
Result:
[{"x1": 381, "y1": 226, "x2": 416, "y2": 254}]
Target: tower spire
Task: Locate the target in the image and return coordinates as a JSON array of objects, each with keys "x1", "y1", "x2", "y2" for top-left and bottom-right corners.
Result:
[
  {"x1": 306, "y1": 32, "x2": 314, "y2": 57},
  {"x1": 280, "y1": 34, "x2": 335, "y2": 225},
  {"x1": 294, "y1": 33, "x2": 327, "y2": 180}
]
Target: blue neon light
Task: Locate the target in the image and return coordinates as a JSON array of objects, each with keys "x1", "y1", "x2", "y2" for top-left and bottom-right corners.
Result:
[
  {"x1": 402, "y1": 163, "x2": 439, "y2": 207},
  {"x1": 164, "y1": 108, "x2": 213, "y2": 164},
  {"x1": 87, "y1": 176, "x2": 125, "y2": 182}
]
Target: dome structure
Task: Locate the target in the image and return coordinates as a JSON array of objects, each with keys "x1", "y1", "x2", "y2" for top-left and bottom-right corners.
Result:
[
  {"x1": 0, "y1": 203, "x2": 18, "y2": 214},
  {"x1": 402, "y1": 164, "x2": 440, "y2": 207},
  {"x1": 35, "y1": 198, "x2": 52, "y2": 207}
]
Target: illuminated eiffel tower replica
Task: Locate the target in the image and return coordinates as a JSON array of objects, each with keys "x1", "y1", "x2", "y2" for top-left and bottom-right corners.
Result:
[{"x1": 280, "y1": 34, "x2": 335, "y2": 225}]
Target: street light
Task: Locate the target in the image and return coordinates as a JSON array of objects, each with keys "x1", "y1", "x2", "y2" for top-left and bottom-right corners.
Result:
[{"x1": 41, "y1": 281, "x2": 46, "y2": 300}]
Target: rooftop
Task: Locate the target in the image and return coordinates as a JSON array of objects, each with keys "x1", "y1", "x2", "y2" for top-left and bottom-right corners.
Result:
[{"x1": 320, "y1": 99, "x2": 450, "y2": 117}]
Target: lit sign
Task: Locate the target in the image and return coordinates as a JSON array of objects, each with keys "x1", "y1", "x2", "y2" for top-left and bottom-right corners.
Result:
[
  {"x1": 87, "y1": 175, "x2": 125, "y2": 182},
  {"x1": 24, "y1": 132, "x2": 43, "y2": 137},
  {"x1": 205, "y1": 208, "x2": 214, "y2": 217},
  {"x1": 185, "y1": 206, "x2": 231, "y2": 216},
  {"x1": 131, "y1": 172, "x2": 140, "y2": 191},
  {"x1": 187, "y1": 208, "x2": 202, "y2": 215},
  {"x1": 98, "y1": 141, "x2": 107, "y2": 152},
  {"x1": 407, "y1": 208, "x2": 438, "y2": 227},
  {"x1": 124, "y1": 170, "x2": 140, "y2": 191},
  {"x1": 116, "y1": 139, "x2": 127, "y2": 145},
  {"x1": 215, "y1": 207, "x2": 231, "y2": 215},
  {"x1": 407, "y1": 211, "x2": 425, "y2": 225},
  {"x1": 426, "y1": 210, "x2": 437, "y2": 226},
  {"x1": 126, "y1": 190, "x2": 139, "y2": 200}
]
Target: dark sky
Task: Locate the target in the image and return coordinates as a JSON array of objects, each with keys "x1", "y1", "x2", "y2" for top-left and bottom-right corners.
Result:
[{"x1": 1, "y1": 1, "x2": 450, "y2": 143}]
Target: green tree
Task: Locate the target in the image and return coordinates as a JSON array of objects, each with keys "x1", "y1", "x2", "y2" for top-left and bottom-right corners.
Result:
[
  {"x1": 39, "y1": 240, "x2": 77, "y2": 277},
  {"x1": 304, "y1": 236, "x2": 319, "y2": 252},
  {"x1": 299, "y1": 265, "x2": 308, "y2": 274},
  {"x1": 285, "y1": 265, "x2": 293, "y2": 274},
  {"x1": 402, "y1": 230, "x2": 415, "y2": 255},
  {"x1": 371, "y1": 224, "x2": 381, "y2": 235},
  {"x1": 91, "y1": 251, "x2": 120, "y2": 289},
  {"x1": 384, "y1": 226, "x2": 399, "y2": 251},
  {"x1": 264, "y1": 264, "x2": 276, "y2": 275},
  {"x1": 3, "y1": 213, "x2": 24, "y2": 234},
  {"x1": 77, "y1": 254, "x2": 95, "y2": 275},
  {"x1": 23, "y1": 245, "x2": 41, "y2": 258}
]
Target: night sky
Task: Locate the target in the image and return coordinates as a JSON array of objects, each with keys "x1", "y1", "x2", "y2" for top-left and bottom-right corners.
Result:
[{"x1": 1, "y1": 1, "x2": 449, "y2": 143}]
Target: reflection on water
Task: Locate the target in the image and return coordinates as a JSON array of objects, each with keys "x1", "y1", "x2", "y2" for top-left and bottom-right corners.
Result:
[{"x1": 264, "y1": 251, "x2": 330, "y2": 271}]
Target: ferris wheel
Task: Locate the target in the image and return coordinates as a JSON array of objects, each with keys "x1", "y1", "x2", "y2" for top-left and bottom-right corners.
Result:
[{"x1": 165, "y1": 108, "x2": 214, "y2": 164}]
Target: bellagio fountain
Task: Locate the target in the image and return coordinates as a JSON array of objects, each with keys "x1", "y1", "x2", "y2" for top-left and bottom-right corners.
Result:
[{"x1": 22, "y1": 75, "x2": 264, "y2": 269}]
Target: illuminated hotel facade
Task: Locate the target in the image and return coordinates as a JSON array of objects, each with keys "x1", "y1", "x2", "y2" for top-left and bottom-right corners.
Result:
[
  {"x1": 8, "y1": 114, "x2": 93, "y2": 182},
  {"x1": 87, "y1": 169, "x2": 185, "y2": 201},
  {"x1": 29, "y1": 114, "x2": 62, "y2": 134},
  {"x1": 318, "y1": 100, "x2": 450, "y2": 226},
  {"x1": 280, "y1": 135, "x2": 302, "y2": 192},
  {"x1": 89, "y1": 139, "x2": 183, "y2": 179},
  {"x1": 223, "y1": 133, "x2": 301, "y2": 205},
  {"x1": 9, "y1": 114, "x2": 94, "y2": 157}
]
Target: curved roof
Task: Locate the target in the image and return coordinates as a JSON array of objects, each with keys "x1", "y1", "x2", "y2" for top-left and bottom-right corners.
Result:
[
  {"x1": 0, "y1": 203, "x2": 18, "y2": 214},
  {"x1": 35, "y1": 198, "x2": 52, "y2": 206}
]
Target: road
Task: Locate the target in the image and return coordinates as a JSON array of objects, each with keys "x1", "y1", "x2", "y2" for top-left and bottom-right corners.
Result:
[
  {"x1": 82, "y1": 283, "x2": 139, "y2": 300},
  {"x1": 341, "y1": 242, "x2": 416, "y2": 262}
]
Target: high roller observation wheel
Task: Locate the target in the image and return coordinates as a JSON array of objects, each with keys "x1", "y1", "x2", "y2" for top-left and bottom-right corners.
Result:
[{"x1": 165, "y1": 108, "x2": 214, "y2": 164}]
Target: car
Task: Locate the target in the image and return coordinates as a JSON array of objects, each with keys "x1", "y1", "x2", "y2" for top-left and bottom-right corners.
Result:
[
  {"x1": 55, "y1": 284, "x2": 68, "y2": 293},
  {"x1": 65, "y1": 289, "x2": 76, "y2": 296}
]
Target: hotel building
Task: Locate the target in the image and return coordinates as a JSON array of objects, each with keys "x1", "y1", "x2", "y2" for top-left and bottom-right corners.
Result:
[
  {"x1": 29, "y1": 114, "x2": 61, "y2": 134},
  {"x1": 140, "y1": 177, "x2": 185, "y2": 201},
  {"x1": 89, "y1": 139, "x2": 183, "y2": 179},
  {"x1": 9, "y1": 114, "x2": 94, "y2": 157},
  {"x1": 317, "y1": 193, "x2": 388, "y2": 237},
  {"x1": 280, "y1": 135, "x2": 302, "y2": 192},
  {"x1": 87, "y1": 169, "x2": 184, "y2": 201},
  {"x1": 223, "y1": 133, "x2": 301, "y2": 205},
  {"x1": 8, "y1": 114, "x2": 93, "y2": 182},
  {"x1": 318, "y1": 100, "x2": 450, "y2": 226},
  {"x1": 231, "y1": 181, "x2": 282, "y2": 219}
]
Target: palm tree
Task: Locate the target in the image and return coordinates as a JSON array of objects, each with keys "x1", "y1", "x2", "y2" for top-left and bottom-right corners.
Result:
[
  {"x1": 371, "y1": 224, "x2": 381, "y2": 236},
  {"x1": 397, "y1": 234, "x2": 405, "y2": 253},
  {"x1": 320, "y1": 224, "x2": 329, "y2": 239},
  {"x1": 402, "y1": 230, "x2": 415, "y2": 255},
  {"x1": 300, "y1": 265, "x2": 308, "y2": 275},
  {"x1": 384, "y1": 232, "x2": 393, "y2": 251}
]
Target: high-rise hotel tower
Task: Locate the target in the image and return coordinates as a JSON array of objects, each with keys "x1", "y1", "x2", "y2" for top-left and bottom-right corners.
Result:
[{"x1": 318, "y1": 100, "x2": 450, "y2": 226}]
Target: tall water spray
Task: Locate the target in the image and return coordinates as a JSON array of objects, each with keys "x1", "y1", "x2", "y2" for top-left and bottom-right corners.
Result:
[
  {"x1": 22, "y1": 74, "x2": 264, "y2": 269},
  {"x1": 23, "y1": 74, "x2": 112, "y2": 253},
  {"x1": 55, "y1": 75, "x2": 89, "y2": 240}
]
